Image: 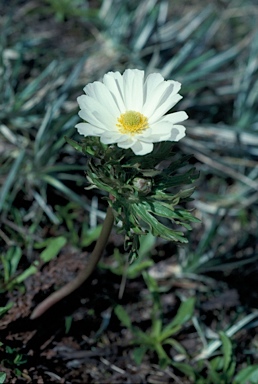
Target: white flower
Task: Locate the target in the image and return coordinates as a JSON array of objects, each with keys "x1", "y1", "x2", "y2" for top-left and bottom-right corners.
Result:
[{"x1": 76, "y1": 69, "x2": 188, "y2": 156}]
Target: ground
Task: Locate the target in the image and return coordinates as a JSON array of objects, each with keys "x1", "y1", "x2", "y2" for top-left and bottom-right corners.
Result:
[
  {"x1": 1, "y1": 0, "x2": 258, "y2": 383},
  {"x1": 0, "y1": 238, "x2": 249, "y2": 383}
]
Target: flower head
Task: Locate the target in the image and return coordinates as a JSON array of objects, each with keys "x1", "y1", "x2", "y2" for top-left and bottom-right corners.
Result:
[{"x1": 76, "y1": 69, "x2": 188, "y2": 156}]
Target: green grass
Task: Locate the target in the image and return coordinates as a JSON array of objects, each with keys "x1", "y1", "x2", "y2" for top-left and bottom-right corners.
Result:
[{"x1": 1, "y1": 0, "x2": 258, "y2": 382}]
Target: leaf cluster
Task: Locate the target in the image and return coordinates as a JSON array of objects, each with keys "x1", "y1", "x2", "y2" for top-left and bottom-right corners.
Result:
[
  {"x1": 67, "y1": 137, "x2": 199, "y2": 258},
  {"x1": 115, "y1": 271, "x2": 196, "y2": 368},
  {"x1": 0, "y1": 50, "x2": 91, "y2": 232}
]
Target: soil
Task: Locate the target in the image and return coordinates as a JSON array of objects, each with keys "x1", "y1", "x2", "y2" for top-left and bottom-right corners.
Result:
[{"x1": 0, "y1": 237, "x2": 246, "y2": 383}]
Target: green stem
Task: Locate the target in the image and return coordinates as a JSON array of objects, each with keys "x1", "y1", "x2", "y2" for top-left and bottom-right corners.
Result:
[{"x1": 30, "y1": 206, "x2": 114, "y2": 319}]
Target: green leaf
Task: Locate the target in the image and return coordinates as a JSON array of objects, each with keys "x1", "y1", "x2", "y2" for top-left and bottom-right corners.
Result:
[
  {"x1": 163, "y1": 338, "x2": 187, "y2": 355},
  {"x1": 171, "y1": 362, "x2": 196, "y2": 380},
  {"x1": 81, "y1": 225, "x2": 102, "y2": 247},
  {"x1": 154, "y1": 343, "x2": 170, "y2": 364},
  {"x1": 142, "y1": 271, "x2": 159, "y2": 292},
  {"x1": 133, "y1": 346, "x2": 148, "y2": 365},
  {"x1": 40, "y1": 236, "x2": 67, "y2": 263},
  {"x1": 127, "y1": 260, "x2": 154, "y2": 279},
  {"x1": 14, "y1": 264, "x2": 38, "y2": 284},
  {"x1": 234, "y1": 365, "x2": 258, "y2": 384},
  {"x1": 133, "y1": 328, "x2": 152, "y2": 344},
  {"x1": 138, "y1": 233, "x2": 156, "y2": 257},
  {"x1": 114, "y1": 305, "x2": 132, "y2": 329},
  {"x1": 0, "y1": 373, "x2": 6, "y2": 384},
  {"x1": 65, "y1": 136, "x2": 84, "y2": 152},
  {"x1": 152, "y1": 187, "x2": 196, "y2": 203},
  {"x1": 156, "y1": 169, "x2": 197, "y2": 189},
  {"x1": 159, "y1": 357, "x2": 171, "y2": 370},
  {"x1": 131, "y1": 203, "x2": 187, "y2": 243},
  {"x1": 0, "y1": 149, "x2": 25, "y2": 212},
  {"x1": 160, "y1": 297, "x2": 195, "y2": 341},
  {"x1": 167, "y1": 297, "x2": 195, "y2": 328},
  {"x1": 210, "y1": 356, "x2": 224, "y2": 371},
  {"x1": 0, "y1": 302, "x2": 13, "y2": 317},
  {"x1": 208, "y1": 366, "x2": 224, "y2": 383},
  {"x1": 151, "y1": 319, "x2": 162, "y2": 339},
  {"x1": 143, "y1": 200, "x2": 197, "y2": 227},
  {"x1": 219, "y1": 331, "x2": 232, "y2": 372},
  {"x1": 8, "y1": 237, "x2": 66, "y2": 287},
  {"x1": 2, "y1": 246, "x2": 22, "y2": 282},
  {"x1": 228, "y1": 361, "x2": 237, "y2": 380},
  {"x1": 159, "y1": 324, "x2": 181, "y2": 341},
  {"x1": 65, "y1": 316, "x2": 73, "y2": 334}
]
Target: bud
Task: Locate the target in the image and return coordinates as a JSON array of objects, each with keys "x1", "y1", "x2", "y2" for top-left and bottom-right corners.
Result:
[{"x1": 133, "y1": 177, "x2": 152, "y2": 195}]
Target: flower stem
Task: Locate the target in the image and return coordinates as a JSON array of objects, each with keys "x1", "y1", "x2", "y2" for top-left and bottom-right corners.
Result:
[{"x1": 30, "y1": 206, "x2": 114, "y2": 320}]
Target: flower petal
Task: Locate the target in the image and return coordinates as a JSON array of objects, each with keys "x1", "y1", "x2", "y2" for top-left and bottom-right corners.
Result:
[
  {"x1": 138, "y1": 121, "x2": 173, "y2": 142},
  {"x1": 102, "y1": 71, "x2": 126, "y2": 113},
  {"x1": 130, "y1": 141, "x2": 154, "y2": 155},
  {"x1": 143, "y1": 79, "x2": 181, "y2": 120},
  {"x1": 84, "y1": 81, "x2": 121, "y2": 116},
  {"x1": 167, "y1": 125, "x2": 186, "y2": 141},
  {"x1": 143, "y1": 73, "x2": 164, "y2": 104},
  {"x1": 117, "y1": 137, "x2": 136, "y2": 149},
  {"x1": 75, "y1": 122, "x2": 103, "y2": 137},
  {"x1": 163, "y1": 111, "x2": 188, "y2": 124},
  {"x1": 138, "y1": 112, "x2": 187, "y2": 143},
  {"x1": 123, "y1": 69, "x2": 144, "y2": 110},
  {"x1": 100, "y1": 131, "x2": 126, "y2": 144},
  {"x1": 148, "y1": 94, "x2": 183, "y2": 124},
  {"x1": 77, "y1": 95, "x2": 116, "y2": 129}
]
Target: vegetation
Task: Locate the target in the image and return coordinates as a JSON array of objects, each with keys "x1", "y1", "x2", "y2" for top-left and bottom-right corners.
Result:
[{"x1": 1, "y1": 0, "x2": 258, "y2": 382}]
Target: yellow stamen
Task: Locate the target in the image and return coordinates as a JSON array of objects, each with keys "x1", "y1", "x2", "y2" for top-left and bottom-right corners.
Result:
[{"x1": 117, "y1": 110, "x2": 149, "y2": 135}]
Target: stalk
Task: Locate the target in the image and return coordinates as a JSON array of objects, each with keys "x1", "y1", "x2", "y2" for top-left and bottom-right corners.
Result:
[{"x1": 30, "y1": 206, "x2": 114, "y2": 319}]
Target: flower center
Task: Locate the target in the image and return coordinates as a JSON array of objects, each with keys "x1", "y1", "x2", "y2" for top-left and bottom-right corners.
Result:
[{"x1": 117, "y1": 110, "x2": 149, "y2": 135}]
